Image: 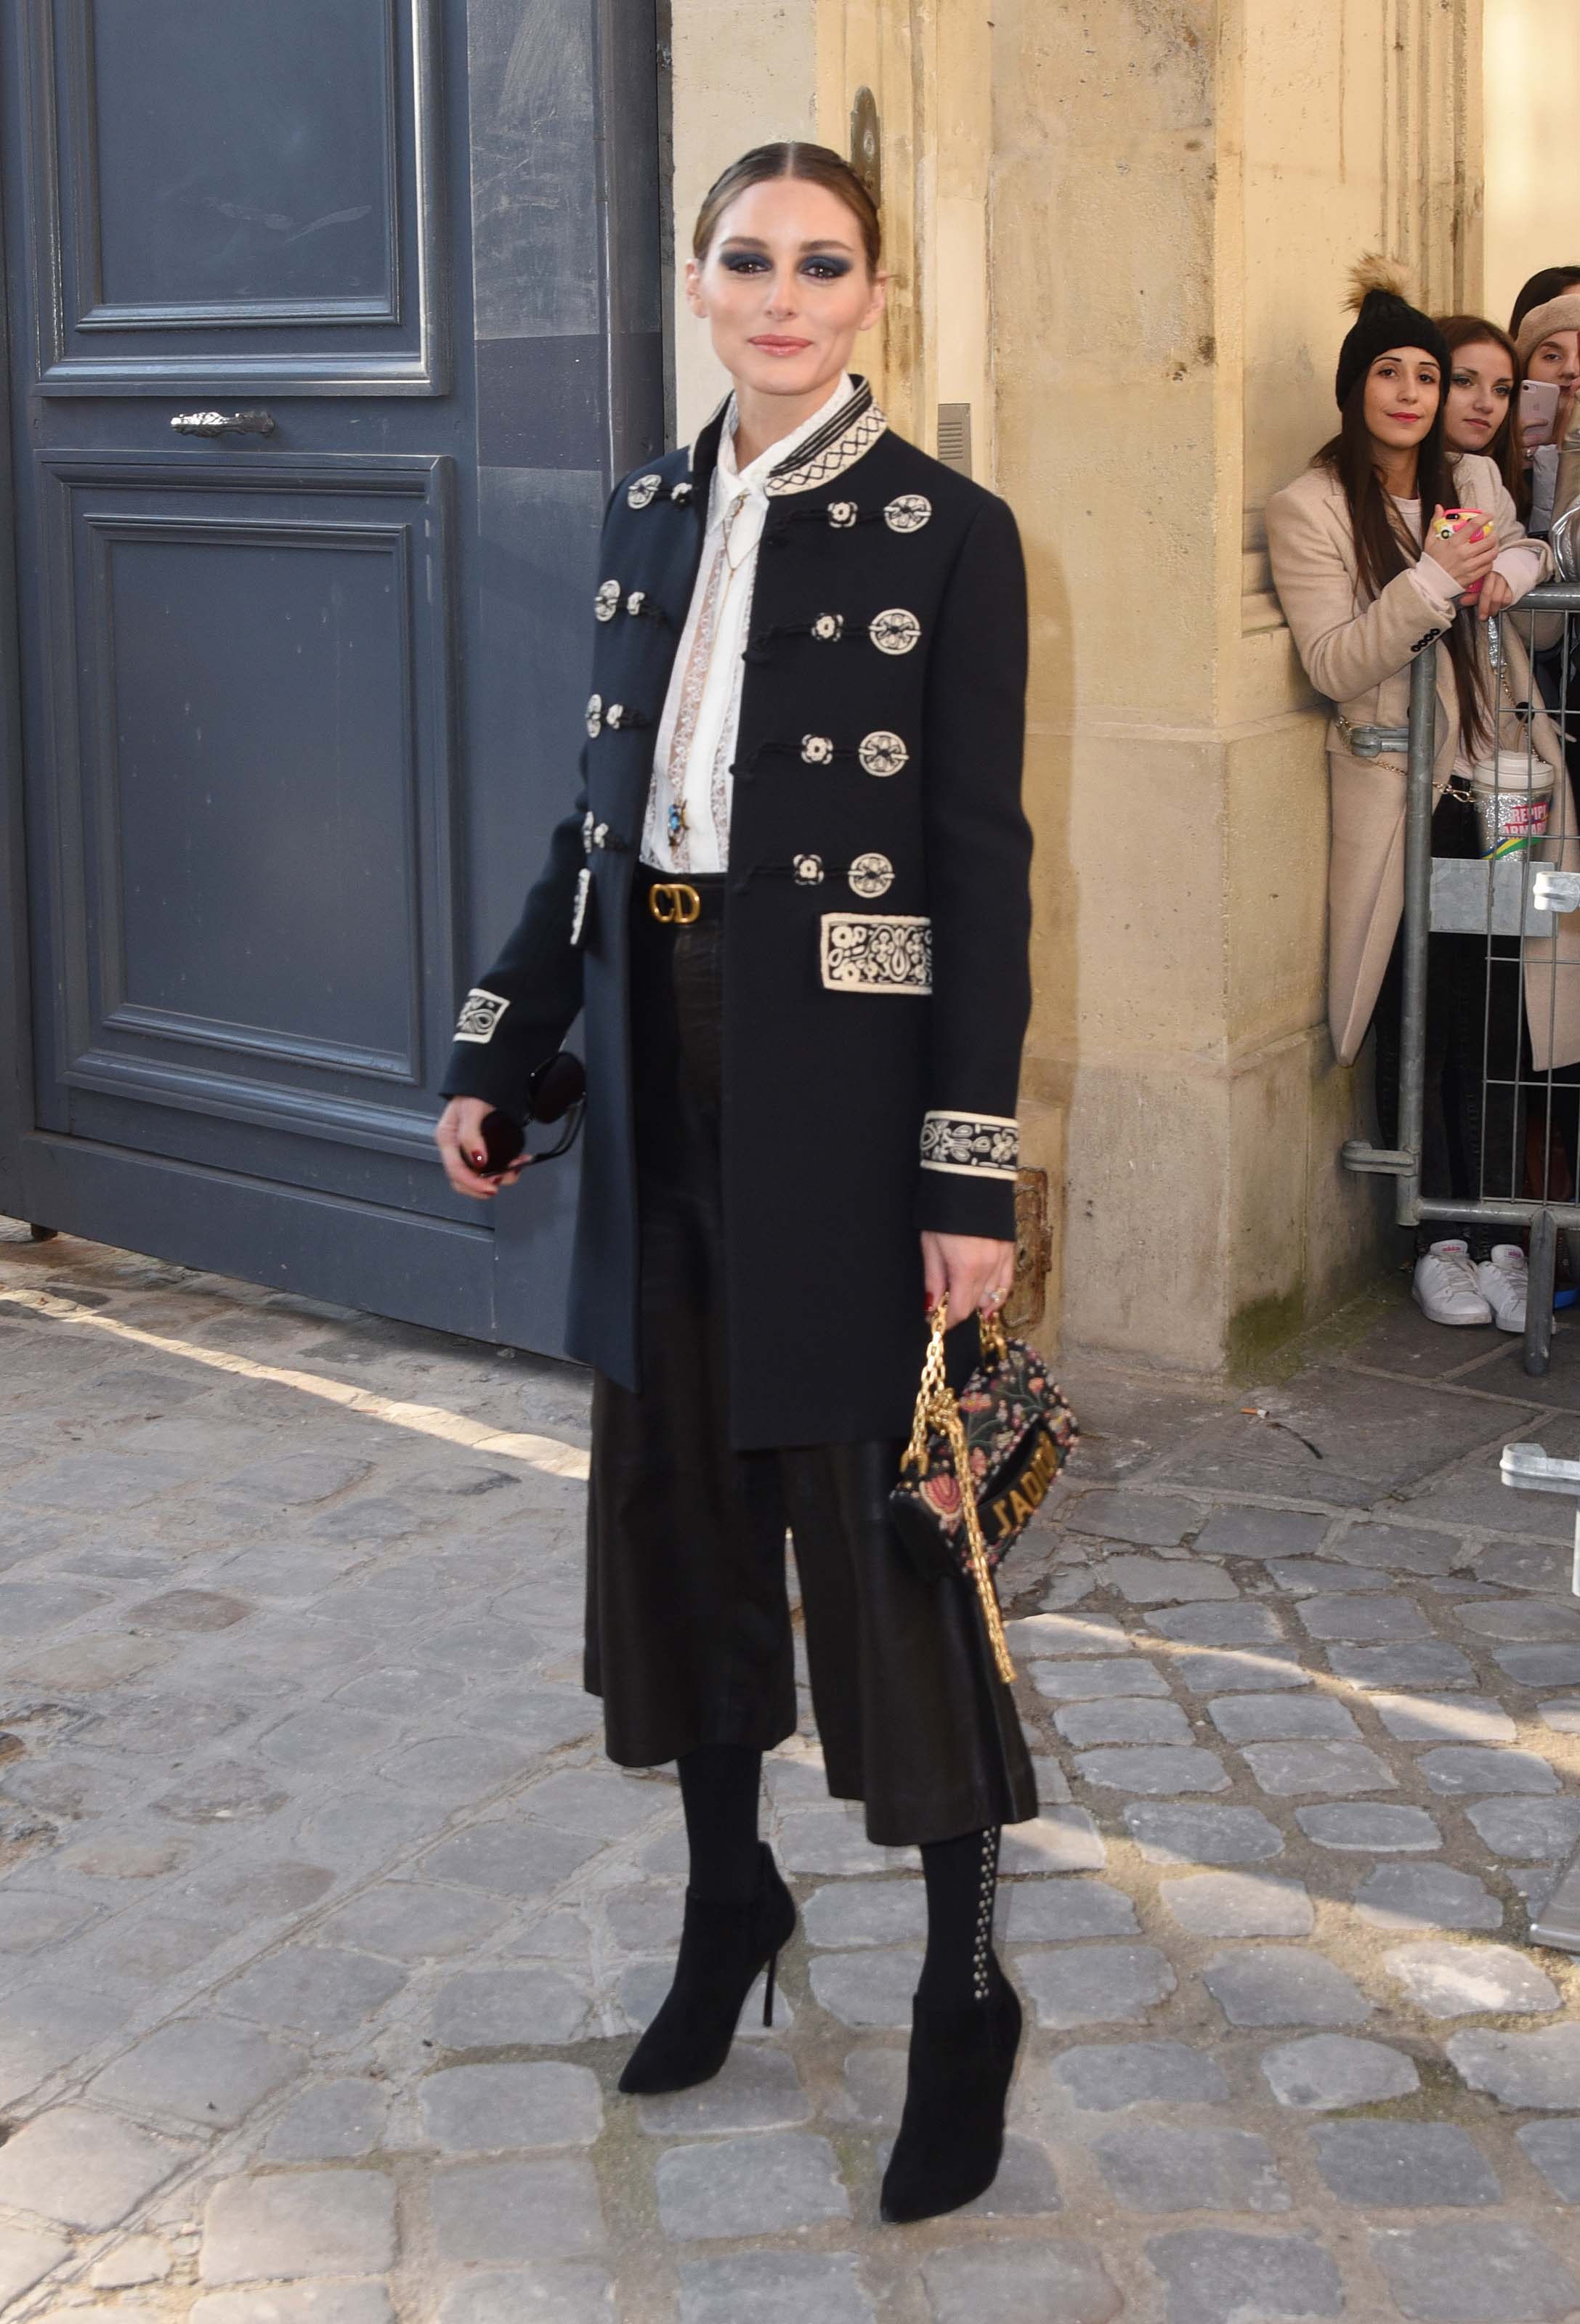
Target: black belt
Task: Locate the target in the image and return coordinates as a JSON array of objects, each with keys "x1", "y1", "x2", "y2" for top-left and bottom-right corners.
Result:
[{"x1": 638, "y1": 869, "x2": 726, "y2": 927}]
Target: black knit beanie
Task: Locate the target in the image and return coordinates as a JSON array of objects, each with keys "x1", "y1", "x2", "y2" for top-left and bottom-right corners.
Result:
[{"x1": 1334, "y1": 257, "x2": 1449, "y2": 409}]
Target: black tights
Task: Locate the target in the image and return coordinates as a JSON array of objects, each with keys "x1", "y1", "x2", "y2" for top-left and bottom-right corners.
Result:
[
  {"x1": 917, "y1": 1822, "x2": 1002, "y2": 2004},
  {"x1": 678, "y1": 1743, "x2": 764, "y2": 1903},
  {"x1": 1374, "y1": 930, "x2": 1580, "y2": 1259},
  {"x1": 676, "y1": 1744, "x2": 1001, "y2": 2004},
  {"x1": 1373, "y1": 930, "x2": 1512, "y2": 1260}
]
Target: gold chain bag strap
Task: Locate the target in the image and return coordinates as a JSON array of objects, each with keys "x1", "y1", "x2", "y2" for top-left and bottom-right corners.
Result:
[{"x1": 891, "y1": 1298, "x2": 1079, "y2": 1689}]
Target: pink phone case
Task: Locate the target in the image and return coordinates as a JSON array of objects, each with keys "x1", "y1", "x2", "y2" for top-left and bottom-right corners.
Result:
[{"x1": 1436, "y1": 508, "x2": 1492, "y2": 601}]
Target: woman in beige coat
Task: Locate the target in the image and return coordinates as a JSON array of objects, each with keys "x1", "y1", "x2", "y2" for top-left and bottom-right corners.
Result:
[{"x1": 1268, "y1": 264, "x2": 1577, "y2": 1330}]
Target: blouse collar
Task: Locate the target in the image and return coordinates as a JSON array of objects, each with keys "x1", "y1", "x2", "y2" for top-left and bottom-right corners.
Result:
[
  {"x1": 687, "y1": 372, "x2": 886, "y2": 502},
  {"x1": 718, "y1": 372, "x2": 857, "y2": 497}
]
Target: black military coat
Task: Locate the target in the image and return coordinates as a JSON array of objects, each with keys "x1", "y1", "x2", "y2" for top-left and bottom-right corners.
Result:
[{"x1": 442, "y1": 378, "x2": 1032, "y2": 1448}]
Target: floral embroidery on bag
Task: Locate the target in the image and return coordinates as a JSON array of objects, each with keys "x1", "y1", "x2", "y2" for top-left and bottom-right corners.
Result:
[{"x1": 899, "y1": 1343, "x2": 1077, "y2": 1571}]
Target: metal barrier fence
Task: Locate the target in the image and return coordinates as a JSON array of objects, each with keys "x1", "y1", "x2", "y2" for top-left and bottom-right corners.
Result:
[{"x1": 1342, "y1": 583, "x2": 1580, "y2": 1378}]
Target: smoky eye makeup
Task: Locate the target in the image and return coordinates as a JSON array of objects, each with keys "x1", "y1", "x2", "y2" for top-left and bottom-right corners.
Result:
[{"x1": 715, "y1": 243, "x2": 856, "y2": 280}]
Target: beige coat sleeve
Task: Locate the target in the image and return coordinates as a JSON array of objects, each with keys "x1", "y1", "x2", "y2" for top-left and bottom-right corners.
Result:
[
  {"x1": 1265, "y1": 479, "x2": 1451, "y2": 704},
  {"x1": 1463, "y1": 453, "x2": 1552, "y2": 582},
  {"x1": 1457, "y1": 452, "x2": 1557, "y2": 651}
]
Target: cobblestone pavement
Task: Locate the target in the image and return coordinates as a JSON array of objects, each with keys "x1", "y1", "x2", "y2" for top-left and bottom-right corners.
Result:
[{"x1": 3, "y1": 1222, "x2": 1580, "y2": 2320}]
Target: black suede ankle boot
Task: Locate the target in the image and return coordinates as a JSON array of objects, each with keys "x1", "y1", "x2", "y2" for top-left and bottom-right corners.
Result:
[
  {"x1": 880, "y1": 1959, "x2": 1023, "y2": 2223},
  {"x1": 617, "y1": 1842, "x2": 797, "y2": 2097}
]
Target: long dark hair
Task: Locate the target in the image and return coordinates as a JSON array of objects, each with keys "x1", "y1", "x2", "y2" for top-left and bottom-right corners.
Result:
[
  {"x1": 1438, "y1": 314, "x2": 1526, "y2": 518},
  {"x1": 693, "y1": 143, "x2": 881, "y2": 272},
  {"x1": 1510, "y1": 267, "x2": 1580, "y2": 338},
  {"x1": 1316, "y1": 366, "x2": 1491, "y2": 760}
]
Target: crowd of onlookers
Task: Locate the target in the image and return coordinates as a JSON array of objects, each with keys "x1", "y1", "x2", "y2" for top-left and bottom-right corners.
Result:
[{"x1": 1266, "y1": 261, "x2": 1580, "y2": 1337}]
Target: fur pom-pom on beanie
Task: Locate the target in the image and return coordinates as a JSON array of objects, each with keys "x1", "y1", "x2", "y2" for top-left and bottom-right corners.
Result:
[{"x1": 1334, "y1": 256, "x2": 1450, "y2": 408}]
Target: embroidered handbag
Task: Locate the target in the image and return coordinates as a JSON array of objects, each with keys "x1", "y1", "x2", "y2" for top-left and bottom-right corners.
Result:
[{"x1": 890, "y1": 1298, "x2": 1078, "y2": 1684}]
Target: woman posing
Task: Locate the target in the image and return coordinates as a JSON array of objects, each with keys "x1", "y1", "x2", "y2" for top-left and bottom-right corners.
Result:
[
  {"x1": 434, "y1": 142, "x2": 1037, "y2": 2222},
  {"x1": 1268, "y1": 262, "x2": 1578, "y2": 1331}
]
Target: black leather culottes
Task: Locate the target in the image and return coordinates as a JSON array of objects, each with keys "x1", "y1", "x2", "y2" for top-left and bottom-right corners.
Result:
[{"x1": 583, "y1": 877, "x2": 1038, "y2": 1850}]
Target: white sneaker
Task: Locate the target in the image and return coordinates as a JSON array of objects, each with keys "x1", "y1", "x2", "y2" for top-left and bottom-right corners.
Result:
[
  {"x1": 1474, "y1": 1243, "x2": 1528, "y2": 1333},
  {"x1": 1413, "y1": 1240, "x2": 1494, "y2": 1326}
]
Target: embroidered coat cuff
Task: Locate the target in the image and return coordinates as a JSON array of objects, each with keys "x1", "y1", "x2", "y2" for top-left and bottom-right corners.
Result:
[
  {"x1": 439, "y1": 794, "x2": 590, "y2": 1113},
  {"x1": 439, "y1": 987, "x2": 545, "y2": 1113},
  {"x1": 915, "y1": 1109, "x2": 1020, "y2": 1239}
]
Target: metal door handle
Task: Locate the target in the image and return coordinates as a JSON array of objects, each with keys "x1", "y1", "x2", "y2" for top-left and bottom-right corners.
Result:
[{"x1": 170, "y1": 409, "x2": 275, "y2": 437}]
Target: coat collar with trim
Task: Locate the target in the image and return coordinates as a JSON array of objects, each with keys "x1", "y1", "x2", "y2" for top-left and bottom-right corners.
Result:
[{"x1": 684, "y1": 373, "x2": 888, "y2": 502}]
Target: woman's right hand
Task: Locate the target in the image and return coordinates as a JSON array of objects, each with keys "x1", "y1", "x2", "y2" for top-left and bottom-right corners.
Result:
[
  {"x1": 1422, "y1": 505, "x2": 1500, "y2": 595},
  {"x1": 435, "y1": 1096, "x2": 524, "y2": 1200}
]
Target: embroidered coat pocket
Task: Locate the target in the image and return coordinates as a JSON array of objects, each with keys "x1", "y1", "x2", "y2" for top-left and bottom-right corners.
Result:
[{"x1": 819, "y1": 913, "x2": 932, "y2": 994}]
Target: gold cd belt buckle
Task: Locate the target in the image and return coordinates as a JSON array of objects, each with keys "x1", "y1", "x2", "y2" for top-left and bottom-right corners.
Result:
[{"x1": 648, "y1": 880, "x2": 702, "y2": 925}]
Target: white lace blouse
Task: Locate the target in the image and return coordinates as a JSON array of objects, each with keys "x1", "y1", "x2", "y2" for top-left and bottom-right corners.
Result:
[{"x1": 639, "y1": 373, "x2": 857, "y2": 872}]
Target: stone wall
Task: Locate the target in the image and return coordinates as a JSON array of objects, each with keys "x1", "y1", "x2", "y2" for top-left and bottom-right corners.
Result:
[
  {"x1": 1484, "y1": 0, "x2": 1580, "y2": 328},
  {"x1": 667, "y1": 0, "x2": 1487, "y2": 1376},
  {"x1": 668, "y1": 0, "x2": 818, "y2": 439}
]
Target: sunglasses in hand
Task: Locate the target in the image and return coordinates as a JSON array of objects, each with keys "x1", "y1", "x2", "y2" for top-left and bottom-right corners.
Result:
[{"x1": 474, "y1": 1052, "x2": 586, "y2": 1174}]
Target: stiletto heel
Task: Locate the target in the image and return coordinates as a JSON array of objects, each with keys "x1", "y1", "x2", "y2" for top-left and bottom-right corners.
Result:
[{"x1": 618, "y1": 1842, "x2": 797, "y2": 2097}]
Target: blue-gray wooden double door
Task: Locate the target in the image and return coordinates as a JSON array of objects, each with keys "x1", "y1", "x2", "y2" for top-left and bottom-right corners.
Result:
[{"x1": 0, "y1": 0, "x2": 663, "y2": 1349}]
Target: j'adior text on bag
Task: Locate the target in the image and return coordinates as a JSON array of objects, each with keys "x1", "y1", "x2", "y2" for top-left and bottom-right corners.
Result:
[{"x1": 890, "y1": 1299, "x2": 1077, "y2": 1684}]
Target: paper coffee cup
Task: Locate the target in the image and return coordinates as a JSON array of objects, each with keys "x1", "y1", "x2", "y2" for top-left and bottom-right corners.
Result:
[{"x1": 1472, "y1": 750, "x2": 1554, "y2": 858}]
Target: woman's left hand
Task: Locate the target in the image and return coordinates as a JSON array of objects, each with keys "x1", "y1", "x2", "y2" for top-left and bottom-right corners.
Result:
[
  {"x1": 921, "y1": 1230, "x2": 1016, "y2": 1320},
  {"x1": 1479, "y1": 570, "x2": 1515, "y2": 622}
]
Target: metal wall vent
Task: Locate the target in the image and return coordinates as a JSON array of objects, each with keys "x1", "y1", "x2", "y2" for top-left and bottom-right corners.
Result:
[{"x1": 936, "y1": 402, "x2": 973, "y2": 477}]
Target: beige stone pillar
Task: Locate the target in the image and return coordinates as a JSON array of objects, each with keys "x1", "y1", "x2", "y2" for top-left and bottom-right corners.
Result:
[
  {"x1": 1484, "y1": 0, "x2": 1580, "y2": 325},
  {"x1": 668, "y1": 0, "x2": 1485, "y2": 1375},
  {"x1": 989, "y1": 0, "x2": 1483, "y2": 1375},
  {"x1": 668, "y1": 1, "x2": 819, "y2": 440}
]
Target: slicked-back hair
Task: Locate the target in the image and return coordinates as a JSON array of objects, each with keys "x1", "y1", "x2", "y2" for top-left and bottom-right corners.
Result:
[{"x1": 693, "y1": 142, "x2": 881, "y2": 273}]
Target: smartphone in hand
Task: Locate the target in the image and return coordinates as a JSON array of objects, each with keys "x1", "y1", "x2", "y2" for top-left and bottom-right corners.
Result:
[
  {"x1": 1522, "y1": 378, "x2": 1561, "y2": 446},
  {"x1": 1435, "y1": 508, "x2": 1493, "y2": 601}
]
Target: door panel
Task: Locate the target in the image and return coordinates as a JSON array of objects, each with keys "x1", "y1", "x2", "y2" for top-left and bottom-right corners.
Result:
[
  {"x1": 25, "y1": 0, "x2": 442, "y2": 391},
  {"x1": 2, "y1": 0, "x2": 665, "y2": 1349},
  {"x1": 39, "y1": 455, "x2": 451, "y2": 1142},
  {"x1": 106, "y1": 520, "x2": 416, "y2": 1066},
  {"x1": 89, "y1": 4, "x2": 395, "y2": 317}
]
